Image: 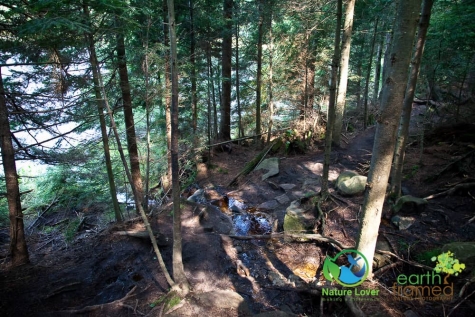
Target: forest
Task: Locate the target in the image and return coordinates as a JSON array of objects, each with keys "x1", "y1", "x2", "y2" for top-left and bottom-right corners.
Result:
[{"x1": 1, "y1": 0, "x2": 475, "y2": 316}]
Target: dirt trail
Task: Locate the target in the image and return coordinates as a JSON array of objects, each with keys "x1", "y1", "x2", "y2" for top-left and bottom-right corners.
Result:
[{"x1": 1, "y1": 124, "x2": 474, "y2": 317}]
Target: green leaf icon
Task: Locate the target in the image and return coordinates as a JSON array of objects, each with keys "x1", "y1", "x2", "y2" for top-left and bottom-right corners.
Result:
[{"x1": 323, "y1": 257, "x2": 340, "y2": 281}]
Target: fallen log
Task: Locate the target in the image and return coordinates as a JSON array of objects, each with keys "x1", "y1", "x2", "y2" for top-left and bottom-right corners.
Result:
[{"x1": 228, "y1": 141, "x2": 275, "y2": 186}]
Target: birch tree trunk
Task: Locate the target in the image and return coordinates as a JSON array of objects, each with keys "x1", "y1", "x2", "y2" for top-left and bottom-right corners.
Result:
[
  {"x1": 333, "y1": 0, "x2": 355, "y2": 146},
  {"x1": 390, "y1": 0, "x2": 434, "y2": 197},
  {"x1": 0, "y1": 67, "x2": 30, "y2": 266},
  {"x1": 356, "y1": 0, "x2": 422, "y2": 277}
]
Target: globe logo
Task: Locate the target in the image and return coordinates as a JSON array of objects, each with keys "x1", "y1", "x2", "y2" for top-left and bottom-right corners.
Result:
[{"x1": 323, "y1": 249, "x2": 369, "y2": 287}]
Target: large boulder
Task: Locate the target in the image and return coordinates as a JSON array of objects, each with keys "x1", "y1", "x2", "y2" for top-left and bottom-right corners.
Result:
[{"x1": 336, "y1": 171, "x2": 367, "y2": 196}]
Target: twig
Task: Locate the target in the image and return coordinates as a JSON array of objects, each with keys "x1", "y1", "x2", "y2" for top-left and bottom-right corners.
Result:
[
  {"x1": 45, "y1": 282, "x2": 81, "y2": 299},
  {"x1": 424, "y1": 182, "x2": 475, "y2": 200},
  {"x1": 58, "y1": 286, "x2": 137, "y2": 314},
  {"x1": 447, "y1": 289, "x2": 475, "y2": 317},
  {"x1": 373, "y1": 261, "x2": 402, "y2": 276},
  {"x1": 27, "y1": 197, "x2": 58, "y2": 230},
  {"x1": 376, "y1": 249, "x2": 433, "y2": 271}
]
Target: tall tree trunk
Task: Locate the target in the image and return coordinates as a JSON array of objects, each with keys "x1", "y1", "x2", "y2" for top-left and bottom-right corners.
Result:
[
  {"x1": 220, "y1": 0, "x2": 233, "y2": 140},
  {"x1": 390, "y1": 0, "x2": 434, "y2": 197},
  {"x1": 356, "y1": 0, "x2": 422, "y2": 277},
  {"x1": 189, "y1": 0, "x2": 198, "y2": 134},
  {"x1": 0, "y1": 67, "x2": 29, "y2": 266},
  {"x1": 84, "y1": 21, "x2": 122, "y2": 222},
  {"x1": 163, "y1": 0, "x2": 172, "y2": 190},
  {"x1": 266, "y1": 7, "x2": 274, "y2": 144},
  {"x1": 83, "y1": 1, "x2": 173, "y2": 287},
  {"x1": 363, "y1": 19, "x2": 379, "y2": 130},
  {"x1": 235, "y1": 8, "x2": 243, "y2": 138},
  {"x1": 333, "y1": 0, "x2": 355, "y2": 146},
  {"x1": 373, "y1": 39, "x2": 383, "y2": 106},
  {"x1": 255, "y1": 0, "x2": 264, "y2": 141},
  {"x1": 116, "y1": 19, "x2": 144, "y2": 210},
  {"x1": 167, "y1": 0, "x2": 191, "y2": 294},
  {"x1": 322, "y1": 0, "x2": 342, "y2": 195},
  {"x1": 143, "y1": 16, "x2": 152, "y2": 206},
  {"x1": 379, "y1": 31, "x2": 393, "y2": 103}
]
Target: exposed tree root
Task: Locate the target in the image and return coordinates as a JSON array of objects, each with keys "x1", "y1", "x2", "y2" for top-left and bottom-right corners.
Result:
[
  {"x1": 376, "y1": 249, "x2": 433, "y2": 271},
  {"x1": 227, "y1": 232, "x2": 351, "y2": 250},
  {"x1": 424, "y1": 182, "x2": 475, "y2": 200},
  {"x1": 57, "y1": 285, "x2": 138, "y2": 314}
]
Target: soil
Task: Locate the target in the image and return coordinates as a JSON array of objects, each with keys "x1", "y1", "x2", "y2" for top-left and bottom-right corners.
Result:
[{"x1": 1, "y1": 105, "x2": 475, "y2": 317}]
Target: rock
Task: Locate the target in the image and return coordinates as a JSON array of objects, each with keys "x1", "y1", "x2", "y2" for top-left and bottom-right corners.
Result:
[
  {"x1": 283, "y1": 201, "x2": 315, "y2": 233},
  {"x1": 391, "y1": 215, "x2": 416, "y2": 230},
  {"x1": 268, "y1": 271, "x2": 287, "y2": 287},
  {"x1": 280, "y1": 183, "x2": 297, "y2": 190},
  {"x1": 275, "y1": 194, "x2": 290, "y2": 205},
  {"x1": 255, "y1": 157, "x2": 280, "y2": 180},
  {"x1": 258, "y1": 200, "x2": 279, "y2": 209},
  {"x1": 441, "y1": 242, "x2": 475, "y2": 269},
  {"x1": 199, "y1": 206, "x2": 234, "y2": 234},
  {"x1": 392, "y1": 195, "x2": 427, "y2": 213},
  {"x1": 187, "y1": 189, "x2": 205, "y2": 203},
  {"x1": 336, "y1": 171, "x2": 367, "y2": 195}
]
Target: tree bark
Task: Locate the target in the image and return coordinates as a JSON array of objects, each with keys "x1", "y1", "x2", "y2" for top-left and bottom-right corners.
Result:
[
  {"x1": 116, "y1": 20, "x2": 144, "y2": 209},
  {"x1": 189, "y1": 0, "x2": 198, "y2": 134},
  {"x1": 333, "y1": 0, "x2": 355, "y2": 146},
  {"x1": 168, "y1": 0, "x2": 191, "y2": 293},
  {"x1": 84, "y1": 19, "x2": 122, "y2": 223},
  {"x1": 390, "y1": 0, "x2": 434, "y2": 197},
  {"x1": 83, "y1": 1, "x2": 173, "y2": 287},
  {"x1": 356, "y1": 0, "x2": 422, "y2": 277},
  {"x1": 373, "y1": 39, "x2": 383, "y2": 106},
  {"x1": 0, "y1": 67, "x2": 30, "y2": 266},
  {"x1": 163, "y1": 0, "x2": 172, "y2": 190},
  {"x1": 255, "y1": 0, "x2": 264, "y2": 141},
  {"x1": 220, "y1": 0, "x2": 233, "y2": 140},
  {"x1": 235, "y1": 5, "x2": 243, "y2": 138},
  {"x1": 322, "y1": 0, "x2": 342, "y2": 195},
  {"x1": 363, "y1": 18, "x2": 379, "y2": 130}
]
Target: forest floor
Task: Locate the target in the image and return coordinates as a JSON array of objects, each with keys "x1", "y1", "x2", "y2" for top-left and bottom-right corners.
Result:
[{"x1": 1, "y1": 105, "x2": 475, "y2": 317}]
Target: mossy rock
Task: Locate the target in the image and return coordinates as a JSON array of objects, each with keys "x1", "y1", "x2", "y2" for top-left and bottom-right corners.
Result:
[
  {"x1": 336, "y1": 171, "x2": 367, "y2": 196},
  {"x1": 441, "y1": 242, "x2": 475, "y2": 270},
  {"x1": 392, "y1": 195, "x2": 427, "y2": 213}
]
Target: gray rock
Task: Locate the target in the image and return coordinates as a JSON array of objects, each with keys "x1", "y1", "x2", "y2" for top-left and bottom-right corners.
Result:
[
  {"x1": 283, "y1": 200, "x2": 315, "y2": 233},
  {"x1": 391, "y1": 215, "x2": 416, "y2": 230},
  {"x1": 258, "y1": 200, "x2": 279, "y2": 209},
  {"x1": 255, "y1": 157, "x2": 280, "y2": 180},
  {"x1": 187, "y1": 189, "x2": 205, "y2": 203},
  {"x1": 280, "y1": 183, "x2": 297, "y2": 190},
  {"x1": 392, "y1": 195, "x2": 428, "y2": 213},
  {"x1": 275, "y1": 194, "x2": 290, "y2": 205},
  {"x1": 336, "y1": 171, "x2": 367, "y2": 196}
]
